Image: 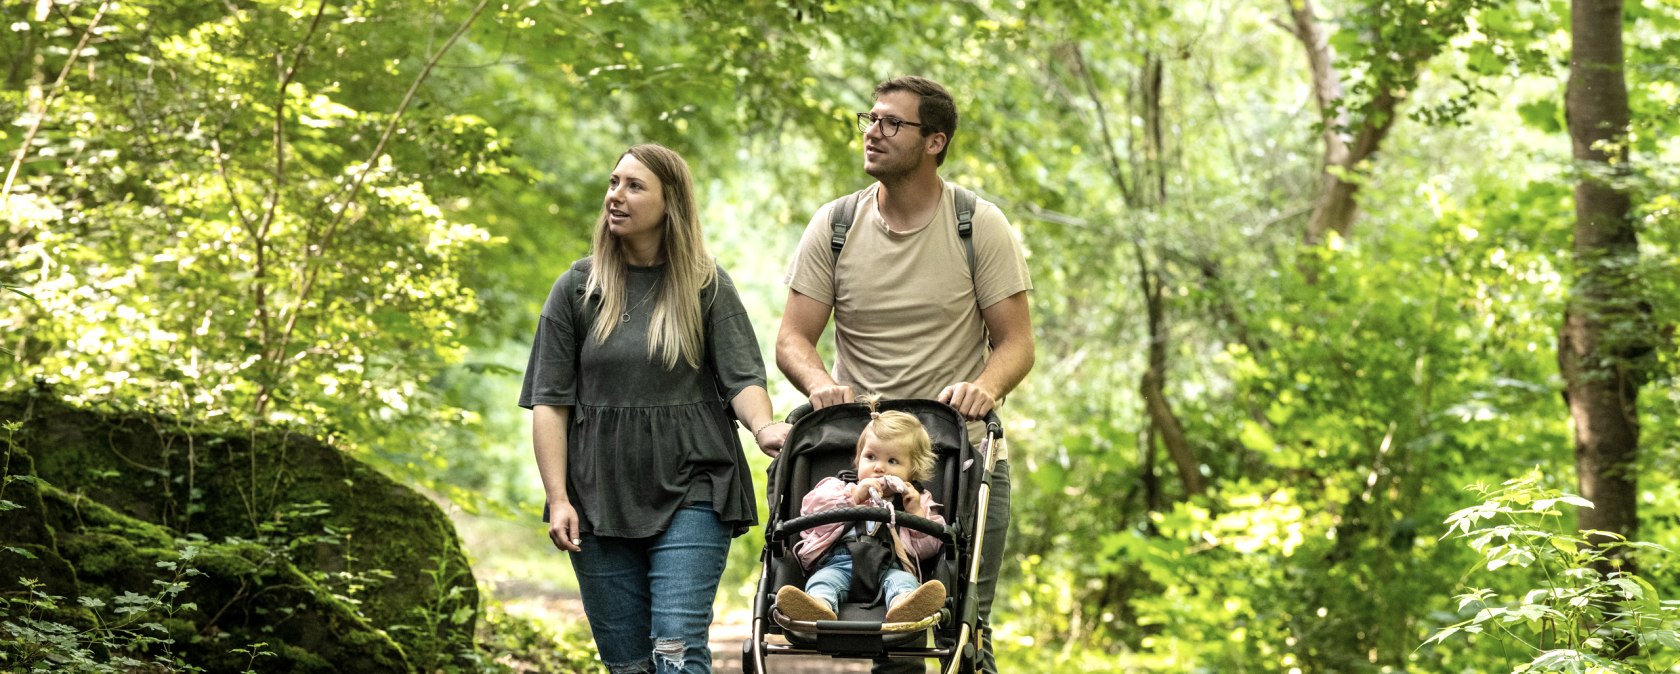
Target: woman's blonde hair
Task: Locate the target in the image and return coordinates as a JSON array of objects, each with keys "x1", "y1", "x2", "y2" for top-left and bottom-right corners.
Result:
[
  {"x1": 585, "y1": 143, "x2": 717, "y2": 370},
  {"x1": 856, "y1": 395, "x2": 936, "y2": 484}
]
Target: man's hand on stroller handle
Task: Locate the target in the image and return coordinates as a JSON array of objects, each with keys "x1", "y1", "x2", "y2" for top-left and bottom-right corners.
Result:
[
  {"x1": 547, "y1": 502, "x2": 583, "y2": 552},
  {"x1": 807, "y1": 384, "x2": 855, "y2": 410},
  {"x1": 938, "y1": 381, "x2": 997, "y2": 419}
]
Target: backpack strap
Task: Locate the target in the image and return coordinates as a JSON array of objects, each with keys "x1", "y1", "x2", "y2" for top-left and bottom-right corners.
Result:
[
  {"x1": 952, "y1": 185, "x2": 978, "y2": 275},
  {"x1": 829, "y1": 186, "x2": 981, "y2": 300},
  {"x1": 828, "y1": 190, "x2": 864, "y2": 264}
]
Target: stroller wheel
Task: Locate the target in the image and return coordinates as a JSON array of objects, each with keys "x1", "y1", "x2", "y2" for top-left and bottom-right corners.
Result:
[
  {"x1": 740, "y1": 638, "x2": 757, "y2": 674},
  {"x1": 957, "y1": 642, "x2": 979, "y2": 674}
]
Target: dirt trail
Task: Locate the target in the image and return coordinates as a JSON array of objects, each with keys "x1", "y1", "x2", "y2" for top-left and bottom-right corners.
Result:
[
  {"x1": 454, "y1": 510, "x2": 880, "y2": 672},
  {"x1": 709, "y1": 606, "x2": 876, "y2": 673},
  {"x1": 495, "y1": 582, "x2": 871, "y2": 673}
]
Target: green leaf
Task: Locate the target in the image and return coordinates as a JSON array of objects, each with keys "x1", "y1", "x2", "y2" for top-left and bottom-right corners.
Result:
[
  {"x1": 1028, "y1": 459, "x2": 1066, "y2": 493},
  {"x1": 1238, "y1": 420, "x2": 1274, "y2": 452},
  {"x1": 1516, "y1": 100, "x2": 1563, "y2": 133},
  {"x1": 1643, "y1": 629, "x2": 1680, "y2": 650},
  {"x1": 1424, "y1": 625, "x2": 1461, "y2": 645},
  {"x1": 1556, "y1": 495, "x2": 1594, "y2": 509}
]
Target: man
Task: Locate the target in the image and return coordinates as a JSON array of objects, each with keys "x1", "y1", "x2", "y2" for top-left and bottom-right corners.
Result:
[{"x1": 777, "y1": 75, "x2": 1034, "y2": 674}]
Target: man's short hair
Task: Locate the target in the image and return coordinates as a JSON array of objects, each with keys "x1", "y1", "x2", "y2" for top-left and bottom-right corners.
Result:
[{"x1": 874, "y1": 76, "x2": 957, "y2": 165}]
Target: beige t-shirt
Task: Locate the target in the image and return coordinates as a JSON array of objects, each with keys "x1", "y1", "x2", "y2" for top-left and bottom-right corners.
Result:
[{"x1": 786, "y1": 181, "x2": 1032, "y2": 453}]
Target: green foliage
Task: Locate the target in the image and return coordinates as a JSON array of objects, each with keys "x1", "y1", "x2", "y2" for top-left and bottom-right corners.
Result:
[
  {"x1": 471, "y1": 592, "x2": 603, "y2": 674},
  {"x1": 0, "y1": 0, "x2": 499, "y2": 495},
  {"x1": 392, "y1": 553, "x2": 481, "y2": 671},
  {"x1": 1427, "y1": 471, "x2": 1680, "y2": 673},
  {"x1": 1, "y1": 397, "x2": 486, "y2": 672},
  {"x1": 4, "y1": 0, "x2": 1679, "y2": 672},
  {"x1": 1, "y1": 547, "x2": 203, "y2": 673}
]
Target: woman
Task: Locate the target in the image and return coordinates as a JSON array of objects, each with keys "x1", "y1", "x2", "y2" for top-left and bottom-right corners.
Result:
[{"x1": 520, "y1": 143, "x2": 791, "y2": 673}]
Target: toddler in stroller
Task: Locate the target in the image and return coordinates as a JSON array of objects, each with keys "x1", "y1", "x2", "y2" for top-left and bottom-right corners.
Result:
[
  {"x1": 775, "y1": 397, "x2": 949, "y2": 624},
  {"x1": 744, "y1": 397, "x2": 1003, "y2": 674}
]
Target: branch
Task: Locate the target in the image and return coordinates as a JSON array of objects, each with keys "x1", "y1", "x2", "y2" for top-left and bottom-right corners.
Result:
[
  {"x1": 1198, "y1": 73, "x2": 1247, "y2": 187},
  {"x1": 250, "y1": 0, "x2": 330, "y2": 418},
  {"x1": 1, "y1": 0, "x2": 111, "y2": 208},
  {"x1": 1135, "y1": 246, "x2": 1206, "y2": 496},
  {"x1": 1069, "y1": 42, "x2": 1136, "y2": 206},
  {"x1": 315, "y1": 0, "x2": 493, "y2": 249},
  {"x1": 210, "y1": 135, "x2": 254, "y2": 229},
  {"x1": 1285, "y1": 0, "x2": 1349, "y2": 166},
  {"x1": 1348, "y1": 88, "x2": 1401, "y2": 166},
  {"x1": 262, "y1": 0, "x2": 493, "y2": 406},
  {"x1": 257, "y1": 0, "x2": 330, "y2": 240},
  {"x1": 1286, "y1": 0, "x2": 1365, "y2": 245},
  {"x1": 1019, "y1": 202, "x2": 1091, "y2": 228},
  {"x1": 1143, "y1": 52, "x2": 1166, "y2": 205}
]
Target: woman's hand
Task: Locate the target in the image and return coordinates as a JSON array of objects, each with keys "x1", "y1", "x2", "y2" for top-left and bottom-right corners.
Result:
[
  {"x1": 753, "y1": 421, "x2": 792, "y2": 459},
  {"x1": 547, "y1": 501, "x2": 582, "y2": 552}
]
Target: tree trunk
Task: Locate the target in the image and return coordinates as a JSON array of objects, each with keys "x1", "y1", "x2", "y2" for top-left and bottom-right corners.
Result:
[
  {"x1": 6, "y1": 1, "x2": 49, "y2": 93},
  {"x1": 1139, "y1": 258, "x2": 1205, "y2": 496},
  {"x1": 1068, "y1": 43, "x2": 1205, "y2": 497},
  {"x1": 1286, "y1": 0, "x2": 1402, "y2": 244},
  {"x1": 1561, "y1": 0, "x2": 1640, "y2": 573},
  {"x1": 1141, "y1": 424, "x2": 1164, "y2": 513},
  {"x1": 1133, "y1": 52, "x2": 1205, "y2": 497}
]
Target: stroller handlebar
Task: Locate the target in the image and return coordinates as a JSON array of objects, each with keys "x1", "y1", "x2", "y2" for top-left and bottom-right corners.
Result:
[
  {"x1": 785, "y1": 401, "x2": 1004, "y2": 440},
  {"x1": 770, "y1": 506, "x2": 955, "y2": 546}
]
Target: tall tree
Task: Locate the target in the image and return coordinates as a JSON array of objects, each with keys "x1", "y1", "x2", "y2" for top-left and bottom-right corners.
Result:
[
  {"x1": 1063, "y1": 41, "x2": 1204, "y2": 498},
  {"x1": 1560, "y1": 0, "x2": 1645, "y2": 570},
  {"x1": 0, "y1": 1, "x2": 503, "y2": 465},
  {"x1": 1285, "y1": 0, "x2": 1382, "y2": 245},
  {"x1": 1284, "y1": 0, "x2": 1506, "y2": 244}
]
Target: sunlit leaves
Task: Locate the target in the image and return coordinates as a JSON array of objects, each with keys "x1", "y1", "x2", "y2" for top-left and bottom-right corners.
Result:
[
  {"x1": 1429, "y1": 473, "x2": 1680, "y2": 670},
  {"x1": 0, "y1": 1, "x2": 502, "y2": 478},
  {"x1": 4, "y1": 0, "x2": 1679, "y2": 671}
]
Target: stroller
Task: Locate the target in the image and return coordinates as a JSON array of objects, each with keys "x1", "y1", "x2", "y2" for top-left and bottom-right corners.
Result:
[{"x1": 743, "y1": 398, "x2": 1003, "y2": 674}]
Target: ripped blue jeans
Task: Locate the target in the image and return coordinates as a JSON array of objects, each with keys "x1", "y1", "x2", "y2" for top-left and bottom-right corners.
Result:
[{"x1": 569, "y1": 503, "x2": 731, "y2": 674}]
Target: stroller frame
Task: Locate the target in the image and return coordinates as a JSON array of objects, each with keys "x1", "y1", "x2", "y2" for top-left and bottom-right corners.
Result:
[{"x1": 743, "y1": 399, "x2": 1003, "y2": 674}]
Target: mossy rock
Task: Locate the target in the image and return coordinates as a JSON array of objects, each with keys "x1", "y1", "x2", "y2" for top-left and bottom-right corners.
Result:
[
  {"x1": 0, "y1": 443, "x2": 80, "y2": 598},
  {"x1": 0, "y1": 393, "x2": 478, "y2": 672}
]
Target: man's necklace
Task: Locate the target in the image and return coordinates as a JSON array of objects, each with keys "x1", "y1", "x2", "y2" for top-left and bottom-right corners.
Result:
[{"x1": 621, "y1": 283, "x2": 658, "y2": 323}]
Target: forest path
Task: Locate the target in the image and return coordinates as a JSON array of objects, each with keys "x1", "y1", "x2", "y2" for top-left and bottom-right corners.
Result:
[
  {"x1": 455, "y1": 509, "x2": 871, "y2": 673},
  {"x1": 493, "y1": 581, "x2": 871, "y2": 673}
]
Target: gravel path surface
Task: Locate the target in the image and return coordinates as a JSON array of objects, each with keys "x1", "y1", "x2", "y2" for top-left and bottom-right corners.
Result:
[{"x1": 495, "y1": 583, "x2": 877, "y2": 673}]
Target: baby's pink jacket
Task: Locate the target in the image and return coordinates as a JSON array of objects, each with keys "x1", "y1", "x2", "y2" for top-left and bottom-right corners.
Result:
[{"x1": 791, "y1": 476, "x2": 946, "y2": 571}]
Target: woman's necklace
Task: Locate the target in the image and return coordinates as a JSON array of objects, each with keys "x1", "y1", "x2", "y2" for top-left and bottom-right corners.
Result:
[{"x1": 621, "y1": 283, "x2": 658, "y2": 323}]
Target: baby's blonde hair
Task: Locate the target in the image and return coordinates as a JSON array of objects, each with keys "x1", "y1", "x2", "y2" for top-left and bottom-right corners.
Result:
[{"x1": 856, "y1": 395, "x2": 936, "y2": 484}]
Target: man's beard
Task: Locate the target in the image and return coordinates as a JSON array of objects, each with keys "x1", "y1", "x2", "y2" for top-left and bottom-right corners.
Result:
[{"x1": 865, "y1": 150, "x2": 918, "y2": 184}]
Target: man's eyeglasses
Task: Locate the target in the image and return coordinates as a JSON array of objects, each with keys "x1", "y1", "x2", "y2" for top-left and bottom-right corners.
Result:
[{"x1": 855, "y1": 112, "x2": 924, "y2": 138}]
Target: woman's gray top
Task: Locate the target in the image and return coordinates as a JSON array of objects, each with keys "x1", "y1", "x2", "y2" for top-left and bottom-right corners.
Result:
[{"x1": 520, "y1": 258, "x2": 763, "y2": 538}]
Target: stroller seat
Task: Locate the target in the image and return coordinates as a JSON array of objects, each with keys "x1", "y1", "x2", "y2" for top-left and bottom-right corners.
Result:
[
  {"x1": 743, "y1": 399, "x2": 1003, "y2": 674},
  {"x1": 772, "y1": 503, "x2": 953, "y2": 644}
]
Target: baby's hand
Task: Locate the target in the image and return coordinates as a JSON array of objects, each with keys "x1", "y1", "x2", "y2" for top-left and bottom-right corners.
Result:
[
  {"x1": 851, "y1": 479, "x2": 881, "y2": 504},
  {"x1": 901, "y1": 488, "x2": 925, "y2": 516}
]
